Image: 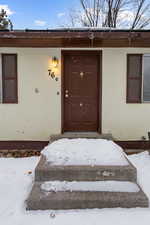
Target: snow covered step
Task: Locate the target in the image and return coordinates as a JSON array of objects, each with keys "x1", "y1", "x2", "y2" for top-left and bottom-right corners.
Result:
[
  {"x1": 26, "y1": 181, "x2": 149, "y2": 210},
  {"x1": 35, "y1": 155, "x2": 137, "y2": 182},
  {"x1": 41, "y1": 180, "x2": 140, "y2": 192}
]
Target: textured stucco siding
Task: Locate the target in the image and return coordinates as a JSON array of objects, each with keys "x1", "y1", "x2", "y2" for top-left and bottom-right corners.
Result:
[{"x1": 0, "y1": 47, "x2": 150, "y2": 141}]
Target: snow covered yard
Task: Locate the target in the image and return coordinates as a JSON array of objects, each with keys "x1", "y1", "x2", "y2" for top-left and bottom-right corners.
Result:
[{"x1": 0, "y1": 151, "x2": 150, "y2": 225}]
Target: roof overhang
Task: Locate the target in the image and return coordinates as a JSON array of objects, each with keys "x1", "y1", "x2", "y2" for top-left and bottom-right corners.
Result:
[{"x1": 0, "y1": 29, "x2": 150, "y2": 48}]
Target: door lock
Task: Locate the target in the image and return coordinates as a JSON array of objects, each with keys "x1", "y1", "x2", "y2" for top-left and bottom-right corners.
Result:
[
  {"x1": 80, "y1": 103, "x2": 83, "y2": 107},
  {"x1": 80, "y1": 71, "x2": 84, "y2": 79}
]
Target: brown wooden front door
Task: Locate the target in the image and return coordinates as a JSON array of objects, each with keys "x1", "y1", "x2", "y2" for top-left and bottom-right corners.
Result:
[{"x1": 62, "y1": 51, "x2": 101, "y2": 132}]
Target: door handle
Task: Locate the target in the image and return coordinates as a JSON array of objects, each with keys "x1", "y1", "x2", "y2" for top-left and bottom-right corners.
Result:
[{"x1": 65, "y1": 94, "x2": 69, "y2": 98}]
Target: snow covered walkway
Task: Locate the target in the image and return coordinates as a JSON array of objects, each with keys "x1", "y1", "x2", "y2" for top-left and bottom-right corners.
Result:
[{"x1": 0, "y1": 151, "x2": 150, "y2": 225}]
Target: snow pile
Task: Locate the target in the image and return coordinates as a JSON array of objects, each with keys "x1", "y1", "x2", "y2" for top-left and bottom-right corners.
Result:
[
  {"x1": 0, "y1": 151, "x2": 150, "y2": 225},
  {"x1": 41, "y1": 181, "x2": 140, "y2": 193},
  {"x1": 42, "y1": 139, "x2": 128, "y2": 166},
  {"x1": 129, "y1": 151, "x2": 150, "y2": 201},
  {"x1": 0, "y1": 157, "x2": 39, "y2": 224}
]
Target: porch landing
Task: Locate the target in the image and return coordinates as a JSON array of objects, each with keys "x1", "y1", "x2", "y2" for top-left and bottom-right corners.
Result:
[{"x1": 49, "y1": 132, "x2": 114, "y2": 143}]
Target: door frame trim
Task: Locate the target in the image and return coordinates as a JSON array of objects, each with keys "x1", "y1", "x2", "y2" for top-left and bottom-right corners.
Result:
[{"x1": 61, "y1": 50, "x2": 102, "y2": 133}]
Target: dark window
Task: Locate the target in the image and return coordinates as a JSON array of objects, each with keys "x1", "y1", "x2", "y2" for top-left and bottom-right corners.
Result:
[
  {"x1": 2, "y1": 54, "x2": 18, "y2": 103},
  {"x1": 127, "y1": 54, "x2": 142, "y2": 103}
]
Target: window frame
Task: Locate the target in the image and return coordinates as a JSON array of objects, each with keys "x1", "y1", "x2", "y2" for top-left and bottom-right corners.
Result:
[
  {"x1": 142, "y1": 54, "x2": 150, "y2": 103},
  {"x1": 0, "y1": 55, "x2": 2, "y2": 103},
  {"x1": 127, "y1": 53, "x2": 150, "y2": 104}
]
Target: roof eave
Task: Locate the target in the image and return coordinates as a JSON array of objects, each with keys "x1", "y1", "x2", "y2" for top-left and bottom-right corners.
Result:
[{"x1": 0, "y1": 30, "x2": 150, "y2": 47}]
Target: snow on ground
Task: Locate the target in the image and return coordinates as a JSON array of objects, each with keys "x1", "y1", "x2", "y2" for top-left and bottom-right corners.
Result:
[
  {"x1": 42, "y1": 139, "x2": 128, "y2": 166},
  {"x1": 0, "y1": 151, "x2": 150, "y2": 225},
  {"x1": 41, "y1": 180, "x2": 140, "y2": 192}
]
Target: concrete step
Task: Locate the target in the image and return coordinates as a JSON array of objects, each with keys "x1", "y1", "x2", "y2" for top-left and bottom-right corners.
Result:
[
  {"x1": 49, "y1": 133, "x2": 114, "y2": 143},
  {"x1": 26, "y1": 181, "x2": 149, "y2": 210},
  {"x1": 35, "y1": 156, "x2": 137, "y2": 182}
]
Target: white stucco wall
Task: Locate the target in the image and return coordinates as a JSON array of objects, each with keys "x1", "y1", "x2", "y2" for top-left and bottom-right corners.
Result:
[
  {"x1": 0, "y1": 48, "x2": 61, "y2": 141},
  {"x1": 102, "y1": 48, "x2": 150, "y2": 140},
  {"x1": 0, "y1": 47, "x2": 150, "y2": 141}
]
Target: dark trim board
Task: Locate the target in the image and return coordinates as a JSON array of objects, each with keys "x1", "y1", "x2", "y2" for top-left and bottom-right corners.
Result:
[
  {"x1": 1, "y1": 30, "x2": 150, "y2": 47},
  {"x1": 115, "y1": 140, "x2": 150, "y2": 150},
  {"x1": 0, "y1": 141, "x2": 49, "y2": 150},
  {"x1": 0, "y1": 141, "x2": 149, "y2": 152}
]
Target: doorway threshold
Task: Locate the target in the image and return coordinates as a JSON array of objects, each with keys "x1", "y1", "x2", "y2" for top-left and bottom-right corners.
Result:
[{"x1": 49, "y1": 132, "x2": 114, "y2": 143}]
